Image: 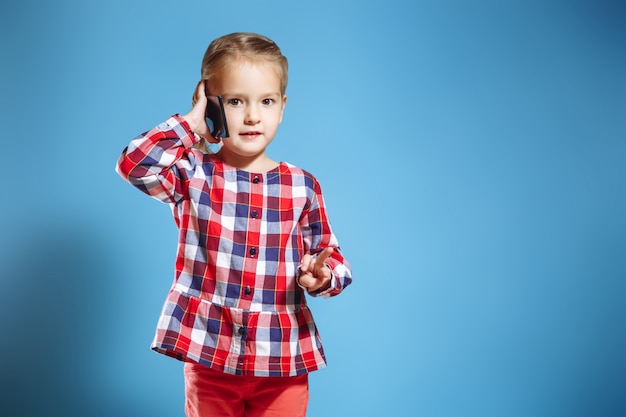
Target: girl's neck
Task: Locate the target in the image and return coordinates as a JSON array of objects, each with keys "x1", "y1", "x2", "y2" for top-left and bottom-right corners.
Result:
[{"x1": 216, "y1": 150, "x2": 279, "y2": 173}]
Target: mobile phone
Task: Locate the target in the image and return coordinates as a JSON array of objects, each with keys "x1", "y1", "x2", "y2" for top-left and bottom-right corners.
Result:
[{"x1": 205, "y1": 94, "x2": 229, "y2": 139}]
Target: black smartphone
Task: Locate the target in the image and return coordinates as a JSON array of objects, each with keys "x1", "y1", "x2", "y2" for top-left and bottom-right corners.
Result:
[{"x1": 205, "y1": 94, "x2": 229, "y2": 139}]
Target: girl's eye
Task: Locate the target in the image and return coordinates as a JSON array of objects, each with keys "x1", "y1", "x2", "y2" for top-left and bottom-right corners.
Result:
[
  {"x1": 262, "y1": 98, "x2": 274, "y2": 105},
  {"x1": 228, "y1": 98, "x2": 242, "y2": 106}
]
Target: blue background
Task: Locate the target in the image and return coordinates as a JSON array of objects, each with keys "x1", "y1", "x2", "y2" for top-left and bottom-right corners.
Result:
[{"x1": 1, "y1": 0, "x2": 624, "y2": 416}]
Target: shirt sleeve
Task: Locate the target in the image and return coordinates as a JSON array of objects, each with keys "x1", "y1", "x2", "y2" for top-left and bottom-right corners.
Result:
[
  {"x1": 300, "y1": 177, "x2": 353, "y2": 298},
  {"x1": 115, "y1": 115, "x2": 200, "y2": 204}
]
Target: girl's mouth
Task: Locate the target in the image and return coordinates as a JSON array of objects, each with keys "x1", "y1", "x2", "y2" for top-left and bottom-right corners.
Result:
[{"x1": 240, "y1": 131, "x2": 262, "y2": 138}]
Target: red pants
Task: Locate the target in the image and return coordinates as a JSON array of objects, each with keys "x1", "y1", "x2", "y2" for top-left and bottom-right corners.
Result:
[{"x1": 184, "y1": 362, "x2": 309, "y2": 417}]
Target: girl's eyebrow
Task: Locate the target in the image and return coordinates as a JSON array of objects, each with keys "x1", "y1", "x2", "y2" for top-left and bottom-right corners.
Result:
[{"x1": 222, "y1": 91, "x2": 281, "y2": 98}]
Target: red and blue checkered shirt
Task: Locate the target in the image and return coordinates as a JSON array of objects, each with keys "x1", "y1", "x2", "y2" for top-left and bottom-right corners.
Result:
[{"x1": 116, "y1": 115, "x2": 352, "y2": 377}]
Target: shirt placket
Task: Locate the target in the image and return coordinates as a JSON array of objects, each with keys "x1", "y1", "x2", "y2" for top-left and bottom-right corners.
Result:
[
  {"x1": 228, "y1": 308, "x2": 250, "y2": 375},
  {"x1": 238, "y1": 173, "x2": 263, "y2": 311}
]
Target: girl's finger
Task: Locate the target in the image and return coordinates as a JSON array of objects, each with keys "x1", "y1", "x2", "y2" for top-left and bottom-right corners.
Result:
[
  {"x1": 315, "y1": 247, "x2": 334, "y2": 269},
  {"x1": 300, "y1": 254, "x2": 312, "y2": 273}
]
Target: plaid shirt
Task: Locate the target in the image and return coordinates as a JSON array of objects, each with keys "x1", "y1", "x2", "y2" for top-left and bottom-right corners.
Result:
[{"x1": 116, "y1": 115, "x2": 352, "y2": 377}]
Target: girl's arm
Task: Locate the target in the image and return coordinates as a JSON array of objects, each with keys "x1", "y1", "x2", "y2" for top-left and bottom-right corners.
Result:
[
  {"x1": 299, "y1": 177, "x2": 352, "y2": 297},
  {"x1": 116, "y1": 115, "x2": 200, "y2": 204},
  {"x1": 116, "y1": 81, "x2": 218, "y2": 203}
]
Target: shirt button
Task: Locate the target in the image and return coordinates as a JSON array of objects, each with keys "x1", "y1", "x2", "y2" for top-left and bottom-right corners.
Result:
[
  {"x1": 249, "y1": 247, "x2": 257, "y2": 256},
  {"x1": 253, "y1": 177, "x2": 260, "y2": 184},
  {"x1": 251, "y1": 210, "x2": 259, "y2": 218},
  {"x1": 244, "y1": 286, "x2": 252, "y2": 295},
  {"x1": 238, "y1": 326, "x2": 246, "y2": 335}
]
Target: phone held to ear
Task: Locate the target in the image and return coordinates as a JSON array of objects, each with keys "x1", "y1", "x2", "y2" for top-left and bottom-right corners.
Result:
[{"x1": 205, "y1": 94, "x2": 229, "y2": 139}]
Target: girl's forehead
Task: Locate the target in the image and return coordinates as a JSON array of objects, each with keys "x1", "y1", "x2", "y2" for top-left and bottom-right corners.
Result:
[
  {"x1": 214, "y1": 59, "x2": 283, "y2": 89},
  {"x1": 223, "y1": 57, "x2": 281, "y2": 75}
]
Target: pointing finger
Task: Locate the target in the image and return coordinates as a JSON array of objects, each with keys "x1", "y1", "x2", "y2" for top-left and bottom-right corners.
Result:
[{"x1": 314, "y1": 247, "x2": 334, "y2": 269}]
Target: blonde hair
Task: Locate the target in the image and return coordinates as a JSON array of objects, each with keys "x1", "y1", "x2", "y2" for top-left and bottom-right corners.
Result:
[{"x1": 201, "y1": 32, "x2": 288, "y2": 95}]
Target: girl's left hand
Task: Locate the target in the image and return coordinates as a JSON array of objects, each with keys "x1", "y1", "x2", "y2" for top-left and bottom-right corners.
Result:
[{"x1": 298, "y1": 247, "x2": 334, "y2": 293}]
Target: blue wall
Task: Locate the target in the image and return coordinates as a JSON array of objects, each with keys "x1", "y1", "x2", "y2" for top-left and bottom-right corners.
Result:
[{"x1": 1, "y1": 0, "x2": 624, "y2": 416}]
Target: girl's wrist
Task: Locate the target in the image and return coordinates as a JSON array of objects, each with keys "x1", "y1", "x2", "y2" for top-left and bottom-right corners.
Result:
[{"x1": 182, "y1": 112, "x2": 202, "y2": 133}]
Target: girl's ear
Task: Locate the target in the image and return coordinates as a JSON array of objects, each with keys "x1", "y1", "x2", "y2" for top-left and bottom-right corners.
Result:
[{"x1": 279, "y1": 95, "x2": 288, "y2": 123}]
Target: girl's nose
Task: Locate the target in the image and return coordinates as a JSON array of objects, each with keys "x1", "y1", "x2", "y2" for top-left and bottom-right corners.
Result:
[{"x1": 244, "y1": 105, "x2": 260, "y2": 124}]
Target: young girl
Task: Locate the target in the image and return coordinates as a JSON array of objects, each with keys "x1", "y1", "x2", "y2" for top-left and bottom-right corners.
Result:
[{"x1": 116, "y1": 32, "x2": 352, "y2": 417}]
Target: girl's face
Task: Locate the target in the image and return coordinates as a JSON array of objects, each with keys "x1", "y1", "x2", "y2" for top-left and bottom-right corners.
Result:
[{"x1": 208, "y1": 59, "x2": 287, "y2": 170}]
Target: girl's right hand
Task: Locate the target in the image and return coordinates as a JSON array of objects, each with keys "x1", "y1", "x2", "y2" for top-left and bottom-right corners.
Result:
[{"x1": 182, "y1": 80, "x2": 221, "y2": 144}]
